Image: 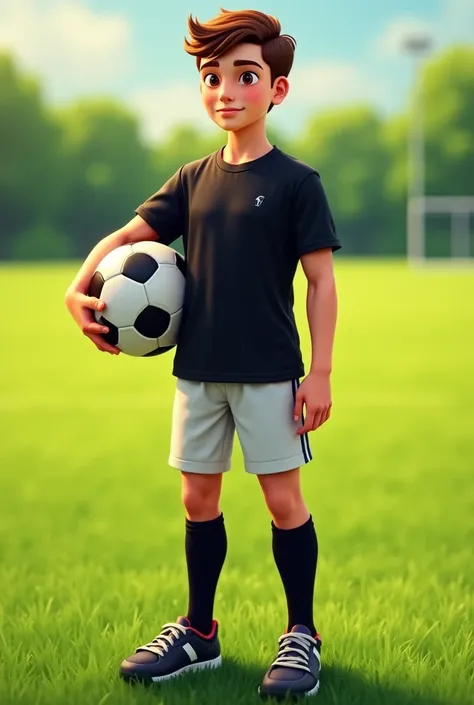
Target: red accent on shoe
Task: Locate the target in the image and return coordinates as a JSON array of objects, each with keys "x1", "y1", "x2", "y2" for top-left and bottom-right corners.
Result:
[{"x1": 185, "y1": 619, "x2": 218, "y2": 640}]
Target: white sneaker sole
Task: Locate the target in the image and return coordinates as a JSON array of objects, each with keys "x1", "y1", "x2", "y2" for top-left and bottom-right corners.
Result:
[{"x1": 151, "y1": 655, "x2": 222, "y2": 683}]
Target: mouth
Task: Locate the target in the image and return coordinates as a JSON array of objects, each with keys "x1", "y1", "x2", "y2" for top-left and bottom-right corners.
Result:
[{"x1": 217, "y1": 108, "x2": 244, "y2": 113}]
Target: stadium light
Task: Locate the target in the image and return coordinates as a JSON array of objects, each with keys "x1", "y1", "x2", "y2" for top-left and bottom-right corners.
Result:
[{"x1": 401, "y1": 31, "x2": 432, "y2": 264}]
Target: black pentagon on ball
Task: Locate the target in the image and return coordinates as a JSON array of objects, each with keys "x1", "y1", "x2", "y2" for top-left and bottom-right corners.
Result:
[
  {"x1": 174, "y1": 251, "x2": 186, "y2": 278},
  {"x1": 98, "y1": 316, "x2": 119, "y2": 345},
  {"x1": 135, "y1": 305, "x2": 171, "y2": 338},
  {"x1": 89, "y1": 271, "x2": 105, "y2": 298},
  {"x1": 123, "y1": 253, "x2": 158, "y2": 283},
  {"x1": 143, "y1": 345, "x2": 175, "y2": 357}
]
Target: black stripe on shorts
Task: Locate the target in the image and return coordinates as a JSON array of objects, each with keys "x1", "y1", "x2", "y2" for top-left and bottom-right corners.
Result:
[{"x1": 292, "y1": 378, "x2": 312, "y2": 463}]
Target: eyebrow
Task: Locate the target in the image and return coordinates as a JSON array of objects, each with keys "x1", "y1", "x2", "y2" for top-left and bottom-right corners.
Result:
[{"x1": 200, "y1": 59, "x2": 264, "y2": 71}]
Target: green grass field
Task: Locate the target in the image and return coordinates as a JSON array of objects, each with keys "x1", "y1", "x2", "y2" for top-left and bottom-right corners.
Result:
[{"x1": 0, "y1": 260, "x2": 473, "y2": 705}]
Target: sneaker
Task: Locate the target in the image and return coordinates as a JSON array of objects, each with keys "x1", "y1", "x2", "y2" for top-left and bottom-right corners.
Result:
[
  {"x1": 258, "y1": 625, "x2": 322, "y2": 699},
  {"x1": 119, "y1": 616, "x2": 222, "y2": 684}
]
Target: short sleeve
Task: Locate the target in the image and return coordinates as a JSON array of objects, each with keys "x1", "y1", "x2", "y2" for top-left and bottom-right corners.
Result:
[
  {"x1": 292, "y1": 173, "x2": 341, "y2": 256},
  {"x1": 135, "y1": 167, "x2": 185, "y2": 245}
]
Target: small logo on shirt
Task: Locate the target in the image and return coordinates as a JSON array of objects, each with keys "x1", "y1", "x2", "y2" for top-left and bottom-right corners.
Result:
[{"x1": 255, "y1": 195, "x2": 265, "y2": 207}]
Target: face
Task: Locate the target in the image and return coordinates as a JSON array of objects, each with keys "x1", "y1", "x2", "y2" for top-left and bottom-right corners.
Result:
[{"x1": 199, "y1": 42, "x2": 289, "y2": 132}]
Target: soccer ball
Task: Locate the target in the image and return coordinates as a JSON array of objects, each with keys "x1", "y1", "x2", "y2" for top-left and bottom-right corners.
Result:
[{"x1": 88, "y1": 240, "x2": 186, "y2": 357}]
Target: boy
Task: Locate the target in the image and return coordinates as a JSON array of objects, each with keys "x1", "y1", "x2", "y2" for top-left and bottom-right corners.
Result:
[{"x1": 65, "y1": 8, "x2": 341, "y2": 700}]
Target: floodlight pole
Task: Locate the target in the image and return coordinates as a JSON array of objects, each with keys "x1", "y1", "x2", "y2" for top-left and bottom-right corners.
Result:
[{"x1": 402, "y1": 34, "x2": 432, "y2": 264}]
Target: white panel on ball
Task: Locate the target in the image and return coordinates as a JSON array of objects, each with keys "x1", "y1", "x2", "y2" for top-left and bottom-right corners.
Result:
[
  {"x1": 158, "y1": 309, "x2": 182, "y2": 348},
  {"x1": 100, "y1": 277, "x2": 148, "y2": 327},
  {"x1": 131, "y1": 240, "x2": 177, "y2": 265},
  {"x1": 118, "y1": 327, "x2": 159, "y2": 356},
  {"x1": 97, "y1": 244, "x2": 134, "y2": 280},
  {"x1": 144, "y1": 264, "x2": 185, "y2": 314}
]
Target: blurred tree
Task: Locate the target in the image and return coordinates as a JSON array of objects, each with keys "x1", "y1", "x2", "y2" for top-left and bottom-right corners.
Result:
[
  {"x1": 383, "y1": 44, "x2": 474, "y2": 256},
  {"x1": 54, "y1": 98, "x2": 156, "y2": 257},
  {"x1": 0, "y1": 53, "x2": 64, "y2": 258},
  {"x1": 423, "y1": 45, "x2": 474, "y2": 197},
  {"x1": 384, "y1": 45, "x2": 474, "y2": 201},
  {"x1": 294, "y1": 106, "x2": 391, "y2": 254}
]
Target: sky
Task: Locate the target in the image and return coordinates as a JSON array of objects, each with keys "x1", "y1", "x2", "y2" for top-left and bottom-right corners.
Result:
[{"x1": 1, "y1": 0, "x2": 473, "y2": 143}]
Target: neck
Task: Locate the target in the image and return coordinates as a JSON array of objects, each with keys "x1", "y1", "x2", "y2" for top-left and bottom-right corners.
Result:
[{"x1": 223, "y1": 116, "x2": 273, "y2": 165}]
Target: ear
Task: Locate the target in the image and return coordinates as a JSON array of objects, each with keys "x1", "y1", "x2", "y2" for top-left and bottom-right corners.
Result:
[{"x1": 271, "y1": 76, "x2": 290, "y2": 106}]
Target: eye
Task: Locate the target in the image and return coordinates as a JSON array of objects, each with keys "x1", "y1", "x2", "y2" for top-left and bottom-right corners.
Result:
[
  {"x1": 238, "y1": 71, "x2": 259, "y2": 86},
  {"x1": 203, "y1": 73, "x2": 220, "y2": 87}
]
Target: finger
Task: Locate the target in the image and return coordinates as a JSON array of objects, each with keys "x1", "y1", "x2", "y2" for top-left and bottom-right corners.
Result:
[
  {"x1": 83, "y1": 321, "x2": 110, "y2": 336},
  {"x1": 321, "y1": 406, "x2": 331, "y2": 426},
  {"x1": 293, "y1": 393, "x2": 304, "y2": 422},
  {"x1": 312, "y1": 409, "x2": 324, "y2": 431},
  {"x1": 80, "y1": 309, "x2": 106, "y2": 334},
  {"x1": 320, "y1": 405, "x2": 332, "y2": 427},
  {"x1": 88, "y1": 333, "x2": 120, "y2": 355},
  {"x1": 79, "y1": 293, "x2": 106, "y2": 312},
  {"x1": 298, "y1": 412, "x2": 315, "y2": 436}
]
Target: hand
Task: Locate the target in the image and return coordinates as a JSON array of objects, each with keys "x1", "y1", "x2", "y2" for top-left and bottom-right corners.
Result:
[
  {"x1": 64, "y1": 288, "x2": 120, "y2": 355},
  {"x1": 293, "y1": 371, "x2": 331, "y2": 435}
]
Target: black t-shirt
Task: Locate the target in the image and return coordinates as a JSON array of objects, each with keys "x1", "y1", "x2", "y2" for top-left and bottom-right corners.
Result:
[{"x1": 135, "y1": 146, "x2": 341, "y2": 383}]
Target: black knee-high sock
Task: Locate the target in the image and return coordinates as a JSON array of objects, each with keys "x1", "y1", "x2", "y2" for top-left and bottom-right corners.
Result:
[
  {"x1": 272, "y1": 515, "x2": 318, "y2": 635},
  {"x1": 185, "y1": 513, "x2": 227, "y2": 635}
]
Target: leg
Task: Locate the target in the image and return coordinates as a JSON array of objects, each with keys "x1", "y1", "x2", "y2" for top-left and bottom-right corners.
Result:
[
  {"x1": 119, "y1": 380, "x2": 233, "y2": 683},
  {"x1": 258, "y1": 466, "x2": 309, "y2": 529},
  {"x1": 229, "y1": 380, "x2": 318, "y2": 631},
  {"x1": 181, "y1": 470, "x2": 223, "y2": 522},
  {"x1": 119, "y1": 469, "x2": 225, "y2": 683},
  {"x1": 258, "y1": 468, "x2": 317, "y2": 634},
  {"x1": 182, "y1": 471, "x2": 227, "y2": 634},
  {"x1": 169, "y1": 380, "x2": 234, "y2": 634},
  {"x1": 228, "y1": 381, "x2": 321, "y2": 698},
  {"x1": 258, "y1": 471, "x2": 322, "y2": 699}
]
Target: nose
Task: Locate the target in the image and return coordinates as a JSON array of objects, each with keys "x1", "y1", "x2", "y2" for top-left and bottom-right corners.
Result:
[{"x1": 218, "y1": 80, "x2": 234, "y2": 104}]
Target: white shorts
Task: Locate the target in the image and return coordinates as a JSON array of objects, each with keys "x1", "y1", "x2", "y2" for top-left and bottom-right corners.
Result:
[{"x1": 168, "y1": 378, "x2": 312, "y2": 475}]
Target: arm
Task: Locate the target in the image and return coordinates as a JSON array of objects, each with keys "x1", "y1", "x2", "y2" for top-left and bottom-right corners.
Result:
[
  {"x1": 64, "y1": 215, "x2": 160, "y2": 355},
  {"x1": 291, "y1": 173, "x2": 340, "y2": 433},
  {"x1": 65, "y1": 165, "x2": 185, "y2": 354},
  {"x1": 66, "y1": 215, "x2": 158, "y2": 295},
  {"x1": 301, "y1": 247, "x2": 337, "y2": 375},
  {"x1": 293, "y1": 248, "x2": 338, "y2": 434}
]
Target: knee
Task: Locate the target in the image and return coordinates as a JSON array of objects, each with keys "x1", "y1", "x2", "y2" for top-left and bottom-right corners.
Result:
[
  {"x1": 264, "y1": 486, "x2": 300, "y2": 523},
  {"x1": 181, "y1": 474, "x2": 222, "y2": 521}
]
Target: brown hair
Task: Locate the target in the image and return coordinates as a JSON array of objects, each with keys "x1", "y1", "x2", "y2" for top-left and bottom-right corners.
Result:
[{"x1": 184, "y1": 8, "x2": 296, "y2": 111}]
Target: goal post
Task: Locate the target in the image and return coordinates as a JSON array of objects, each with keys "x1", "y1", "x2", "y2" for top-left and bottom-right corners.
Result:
[{"x1": 407, "y1": 195, "x2": 474, "y2": 265}]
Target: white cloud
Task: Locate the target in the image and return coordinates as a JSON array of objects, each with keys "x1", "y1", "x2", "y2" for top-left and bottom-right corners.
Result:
[
  {"x1": 374, "y1": 0, "x2": 474, "y2": 59},
  {"x1": 273, "y1": 61, "x2": 391, "y2": 136},
  {"x1": 132, "y1": 84, "x2": 212, "y2": 143},
  {"x1": 0, "y1": 0, "x2": 132, "y2": 100},
  {"x1": 288, "y1": 60, "x2": 388, "y2": 108}
]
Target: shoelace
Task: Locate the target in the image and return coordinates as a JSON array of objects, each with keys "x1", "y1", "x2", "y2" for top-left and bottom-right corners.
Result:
[
  {"x1": 137, "y1": 622, "x2": 188, "y2": 657},
  {"x1": 271, "y1": 632, "x2": 318, "y2": 673}
]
